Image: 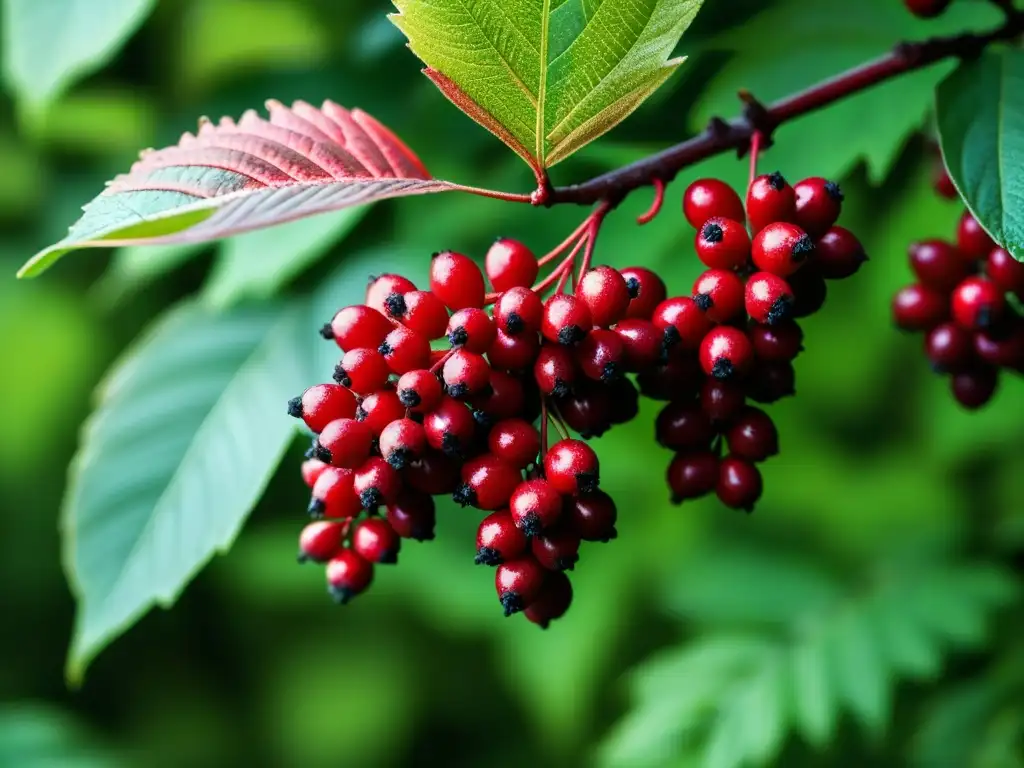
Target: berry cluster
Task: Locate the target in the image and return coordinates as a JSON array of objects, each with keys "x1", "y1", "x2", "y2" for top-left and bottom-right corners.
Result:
[
  {"x1": 286, "y1": 168, "x2": 867, "y2": 625},
  {"x1": 892, "y1": 166, "x2": 1024, "y2": 409}
]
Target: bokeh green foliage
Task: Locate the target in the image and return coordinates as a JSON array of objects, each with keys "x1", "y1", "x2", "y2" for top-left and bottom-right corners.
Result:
[{"x1": 1, "y1": 0, "x2": 1023, "y2": 766}]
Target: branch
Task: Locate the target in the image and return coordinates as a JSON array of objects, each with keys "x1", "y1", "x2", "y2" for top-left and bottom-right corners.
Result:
[{"x1": 545, "y1": 7, "x2": 1024, "y2": 208}]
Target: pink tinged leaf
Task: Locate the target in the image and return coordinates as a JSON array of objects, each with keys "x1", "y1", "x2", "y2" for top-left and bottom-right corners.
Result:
[{"x1": 18, "y1": 100, "x2": 457, "y2": 278}]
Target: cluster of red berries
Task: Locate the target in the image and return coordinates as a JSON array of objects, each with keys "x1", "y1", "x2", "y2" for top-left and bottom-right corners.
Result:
[{"x1": 892, "y1": 167, "x2": 1024, "y2": 409}]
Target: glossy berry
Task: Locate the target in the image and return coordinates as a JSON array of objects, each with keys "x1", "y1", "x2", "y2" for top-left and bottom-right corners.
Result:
[
  {"x1": 353, "y1": 457, "x2": 402, "y2": 509},
  {"x1": 986, "y1": 248, "x2": 1024, "y2": 295},
  {"x1": 352, "y1": 517, "x2": 402, "y2": 564},
  {"x1": 815, "y1": 226, "x2": 867, "y2": 280},
  {"x1": 393, "y1": 290, "x2": 449, "y2": 340},
  {"x1": 534, "y1": 343, "x2": 577, "y2": 397},
  {"x1": 310, "y1": 468, "x2": 361, "y2": 520},
  {"x1": 745, "y1": 271, "x2": 794, "y2": 325},
  {"x1": 454, "y1": 454, "x2": 522, "y2": 510},
  {"x1": 607, "y1": 376, "x2": 641, "y2": 426},
  {"x1": 288, "y1": 383, "x2": 357, "y2": 433},
  {"x1": 542, "y1": 293, "x2": 592, "y2": 345},
  {"x1": 701, "y1": 378, "x2": 747, "y2": 423},
  {"x1": 510, "y1": 479, "x2": 564, "y2": 536},
  {"x1": 951, "y1": 276, "x2": 1006, "y2": 330},
  {"x1": 531, "y1": 525, "x2": 581, "y2": 571},
  {"x1": 404, "y1": 451, "x2": 460, "y2": 497},
  {"x1": 326, "y1": 549, "x2": 374, "y2": 604},
  {"x1": 749, "y1": 321, "x2": 803, "y2": 362},
  {"x1": 909, "y1": 240, "x2": 971, "y2": 292},
  {"x1": 974, "y1": 326, "x2": 1024, "y2": 369},
  {"x1": 924, "y1": 322, "x2": 974, "y2": 372},
  {"x1": 787, "y1": 267, "x2": 828, "y2": 318},
  {"x1": 950, "y1": 365, "x2": 999, "y2": 410},
  {"x1": 667, "y1": 451, "x2": 719, "y2": 503},
  {"x1": 424, "y1": 396, "x2": 476, "y2": 457},
  {"x1": 524, "y1": 571, "x2": 573, "y2": 628},
  {"x1": 494, "y1": 287, "x2": 544, "y2": 336},
  {"x1": 892, "y1": 284, "x2": 949, "y2": 331},
  {"x1": 933, "y1": 163, "x2": 958, "y2": 199},
  {"x1": 637, "y1": 356, "x2": 703, "y2": 401},
  {"x1": 621, "y1": 266, "x2": 668, "y2": 320},
  {"x1": 745, "y1": 361, "x2": 797, "y2": 404},
  {"x1": 577, "y1": 266, "x2": 631, "y2": 328},
  {"x1": 613, "y1": 319, "x2": 663, "y2": 371},
  {"x1": 379, "y1": 325, "x2": 431, "y2": 375},
  {"x1": 725, "y1": 407, "x2": 779, "y2": 462},
  {"x1": 656, "y1": 401, "x2": 715, "y2": 451},
  {"x1": 366, "y1": 273, "x2": 416, "y2": 314},
  {"x1": 297, "y1": 521, "x2": 346, "y2": 563},
  {"x1": 956, "y1": 211, "x2": 996, "y2": 262},
  {"x1": 488, "y1": 328, "x2": 541, "y2": 371},
  {"x1": 566, "y1": 490, "x2": 618, "y2": 542},
  {"x1": 379, "y1": 418, "x2": 427, "y2": 469},
  {"x1": 475, "y1": 510, "x2": 529, "y2": 565},
  {"x1": 543, "y1": 439, "x2": 600, "y2": 495},
  {"x1": 904, "y1": 0, "x2": 952, "y2": 18},
  {"x1": 695, "y1": 217, "x2": 751, "y2": 271},
  {"x1": 557, "y1": 383, "x2": 612, "y2": 438},
  {"x1": 793, "y1": 177, "x2": 843, "y2": 238},
  {"x1": 653, "y1": 296, "x2": 714, "y2": 350},
  {"x1": 692, "y1": 269, "x2": 745, "y2": 323},
  {"x1": 486, "y1": 238, "x2": 538, "y2": 292},
  {"x1": 700, "y1": 326, "x2": 754, "y2": 380},
  {"x1": 752, "y1": 222, "x2": 815, "y2": 277},
  {"x1": 386, "y1": 490, "x2": 437, "y2": 540},
  {"x1": 316, "y1": 417, "x2": 374, "y2": 469},
  {"x1": 447, "y1": 308, "x2": 497, "y2": 354},
  {"x1": 747, "y1": 172, "x2": 796, "y2": 234},
  {"x1": 495, "y1": 557, "x2": 547, "y2": 615},
  {"x1": 488, "y1": 418, "x2": 541, "y2": 469},
  {"x1": 301, "y1": 458, "x2": 329, "y2": 488},
  {"x1": 430, "y1": 250, "x2": 486, "y2": 310},
  {"x1": 468, "y1": 370, "x2": 527, "y2": 420},
  {"x1": 442, "y1": 349, "x2": 491, "y2": 399},
  {"x1": 325, "y1": 305, "x2": 393, "y2": 352},
  {"x1": 576, "y1": 329, "x2": 625, "y2": 382},
  {"x1": 333, "y1": 348, "x2": 390, "y2": 395},
  {"x1": 355, "y1": 390, "x2": 406, "y2": 436},
  {"x1": 396, "y1": 369, "x2": 445, "y2": 413},
  {"x1": 716, "y1": 457, "x2": 763, "y2": 512},
  {"x1": 683, "y1": 178, "x2": 746, "y2": 228}
]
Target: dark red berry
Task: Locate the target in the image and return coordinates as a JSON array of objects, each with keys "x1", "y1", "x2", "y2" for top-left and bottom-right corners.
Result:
[
  {"x1": 379, "y1": 325, "x2": 431, "y2": 374},
  {"x1": 326, "y1": 305, "x2": 393, "y2": 351},
  {"x1": 986, "y1": 248, "x2": 1024, "y2": 295},
  {"x1": 542, "y1": 293, "x2": 593, "y2": 346},
  {"x1": 745, "y1": 361, "x2": 796, "y2": 403},
  {"x1": 924, "y1": 322, "x2": 974, "y2": 372},
  {"x1": 556, "y1": 383, "x2": 612, "y2": 438},
  {"x1": 430, "y1": 250, "x2": 486, "y2": 310},
  {"x1": 524, "y1": 571, "x2": 573, "y2": 628},
  {"x1": 301, "y1": 458, "x2": 329, "y2": 488},
  {"x1": 904, "y1": 0, "x2": 952, "y2": 19},
  {"x1": 494, "y1": 287, "x2": 544, "y2": 336},
  {"x1": 933, "y1": 163, "x2": 958, "y2": 199},
  {"x1": 692, "y1": 269, "x2": 745, "y2": 323},
  {"x1": 637, "y1": 356, "x2": 703, "y2": 401},
  {"x1": 700, "y1": 326, "x2": 754, "y2": 380},
  {"x1": 614, "y1": 318, "x2": 665, "y2": 371},
  {"x1": 530, "y1": 525, "x2": 581, "y2": 571},
  {"x1": 752, "y1": 222, "x2": 814, "y2": 277},
  {"x1": 534, "y1": 343, "x2": 578, "y2": 397},
  {"x1": 696, "y1": 217, "x2": 751, "y2": 271},
  {"x1": 576, "y1": 328, "x2": 625, "y2": 382},
  {"x1": 486, "y1": 238, "x2": 538, "y2": 292},
  {"x1": 510, "y1": 479, "x2": 564, "y2": 536},
  {"x1": 974, "y1": 325, "x2": 1024, "y2": 369},
  {"x1": 355, "y1": 390, "x2": 406, "y2": 436},
  {"x1": 316, "y1": 418, "x2": 374, "y2": 468},
  {"x1": 747, "y1": 172, "x2": 796, "y2": 234},
  {"x1": 892, "y1": 284, "x2": 949, "y2": 331},
  {"x1": 396, "y1": 369, "x2": 444, "y2": 413},
  {"x1": 815, "y1": 226, "x2": 867, "y2": 280},
  {"x1": 745, "y1": 271, "x2": 794, "y2": 325},
  {"x1": 424, "y1": 396, "x2": 476, "y2": 457},
  {"x1": 386, "y1": 490, "x2": 437, "y2": 540},
  {"x1": 578, "y1": 266, "x2": 631, "y2": 328},
  {"x1": 352, "y1": 517, "x2": 402, "y2": 564},
  {"x1": 333, "y1": 348, "x2": 390, "y2": 395},
  {"x1": 447, "y1": 308, "x2": 497, "y2": 353},
  {"x1": 310, "y1": 467, "x2": 361, "y2": 520},
  {"x1": 488, "y1": 329, "x2": 541, "y2": 371},
  {"x1": 667, "y1": 451, "x2": 719, "y2": 503},
  {"x1": 326, "y1": 549, "x2": 374, "y2": 604},
  {"x1": 379, "y1": 417, "x2": 427, "y2": 469},
  {"x1": 454, "y1": 454, "x2": 522, "y2": 510},
  {"x1": 495, "y1": 557, "x2": 546, "y2": 615},
  {"x1": 956, "y1": 211, "x2": 996, "y2": 262},
  {"x1": 403, "y1": 452, "x2": 459, "y2": 497},
  {"x1": 543, "y1": 439, "x2": 600, "y2": 495},
  {"x1": 951, "y1": 276, "x2": 1005, "y2": 330},
  {"x1": 488, "y1": 418, "x2": 541, "y2": 469},
  {"x1": 652, "y1": 296, "x2": 714, "y2": 350},
  {"x1": 793, "y1": 177, "x2": 843, "y2": 238},
  {"x1": 655, "y1": 401, "x2": 715, "y2": 451},
  {"x1": 353, "y1": 457, "x2": 401, "y2": 509},
  {"x1": 909, "y1": 240, "x2": 972, "y2": 292},
  {"x1": 787, "y1": 266, "x2": 828, "y2": 318},
  {"x1": 566, "y1": 490, "x2": 618, "y2": 542},
  {"x1": 950, "y1": 365, "x2": 999, "y2": 410},
  {"x1": 701, "y1": 378, "x2": 747, "y2": 423},
  {"x1": 683, "y1": 178, "x2": 746, "y2": 228},
  {"x1": 606, "y1": 375, "x2": 641, "y2": 426},
  {"x1": 366, "y1": 274, "x2": 416, "y2": 314},
  {"x1": 621, "y1": 266, "x2": 668, "y2": 320},
  {"x1": 298, "y1": 521, "x2": 346, "y2": 563},
  {"x1": 749, "y1": 321, "x2": 803, "y2": 362},
  {"x1": 475, "y1": 510, "x2": 529, "y2": 565},
  {"x1": 288, "y1": 383, "x2": 358, "y2": 433},
  {"x1": 468, "y1": 370, "x2": 527, "y2": 420},
  {"x1": 716, "y1": 456, "x2": 763, "y2": 512},
  {"x1": 724, "y1": 407, "x2": 779, "y2": 462},
  {"x1": 442, "y1": 349, "x2": 492, "y2": 399}
]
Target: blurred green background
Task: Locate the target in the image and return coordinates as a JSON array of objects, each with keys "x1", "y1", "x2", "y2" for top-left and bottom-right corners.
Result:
[{"x1": 2, "y1": 0, "x2": 1023, "y2": 766}]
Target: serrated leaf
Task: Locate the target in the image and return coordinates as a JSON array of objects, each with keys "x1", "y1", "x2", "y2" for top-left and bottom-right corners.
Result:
[
  {"x1": 937, "y1": 50, "x2": 1024, "y2": 260},
  {"x1": 62, "y1": 301, "x2": 308, "y2": 682},
  {"x1": 789, "y1": 635, "x2": 838, "y2": 748},
  {"x1": 830, "y1": 605, "x2": 890, "y2": 734},
  {"x1": 19, "y1": 101, "x2": 458, "y2": 278},
  {"x1": 390, "y1": 0, "x2": 704, "y2": 172},
  {"x1": 1, "y1": 0, "x2": 156, "y2": 111}
]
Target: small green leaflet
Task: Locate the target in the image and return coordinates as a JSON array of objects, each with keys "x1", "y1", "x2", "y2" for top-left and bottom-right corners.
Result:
[
  {"x1": 390, "y1": 0, "x2": 704, "y2": 173},
  {"x1": 937, "y1": 50, "x2": 1024, "y2": 261}
]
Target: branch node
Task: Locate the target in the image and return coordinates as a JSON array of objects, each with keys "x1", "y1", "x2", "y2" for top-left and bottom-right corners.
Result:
[
  {"x1": 737, "y1": 89, "x2": 776, "y2": 156},
  {"x1": 531, "y1": 171, "x2": 553, "y2": 207}
]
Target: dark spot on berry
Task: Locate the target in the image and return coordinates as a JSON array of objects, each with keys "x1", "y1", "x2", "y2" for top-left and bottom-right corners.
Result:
[
  {"x1": 378, "y1": 549, "x2": 398, "y2": 564},
  {"x1": 319, "y1": 323, "x2": 334, "y2": 340},
  {"x1": 766, "y1": 297, "x2": 793, "y2": 325},
  {"x1": 702, "y1": 221, "x2": 724, "y2": 243},
  {"x1": 505, "y1": 312, "x2": 524, "y2": 335},
  {"x1": 824, "y1": 181, "x2": 844, "y2": 202},
  {"x1": 520, "y1": 512, "x2": 541, "y2": 538},
  {"x1": 601, "y1": 362, "x2": 621, "y2": 382},
  {"x1": 557, "y1": 325, "x2": 586, "y2": 345},
  {"x1": 792, "y1": 235, "x2": 815, "y2": 260},
  {"x1": 386, "y1": 449, "x2": 412, "y2": 470},
  {"x1": 693, "y1": 293, "x2": 713, "y2": 311},
  {"x1": 378, "y1": 341, "x2": 393, "y2": 357},
  {"x1": 576, "y1": 470, "x2": 599, "y2": 494},
  {"x1": 452, "y1": 483, "x2": 477, "y2": 507},
  {"x1": 448, "y1": 327, "x2": 469, "y2": 347},
  {"x1": 447, "y1": 383, "x2": 469, "y2": 399},
  {"x1": 474, "y1": 547, "x2": 502, "y2": 566},
  {"x1": 662, "y1": 326, "x2": 681, "y2": 350},
  {"x1": 551, "y1": 379, "x2": 572, "y2": 399},
  {"x1": 605, "y1": 527, "x2": 619, "y2": 541},
  {"x1": 767, "y1": 171, "x2": 786, "y2": 190},
  {"x1": 626, "y1": 276, "x2": 641, "y2": 299},
  {"x1": 360, "y1": 489, "x2": 383, "y2": 510},
  {"x1": 556, "y1": 555, "x2": 578, "y2": 571},
  {"x1": 398, "y1": 388, "x2": 421, "y2": 408},
  {"x1": 500, "y1": 592, "x2": 524, "y2": 616},
  {"x1": 385, "y1": 292, "x2": 407, "y2": 318},
  {"x1": 472, "y1": 410, "x2": 494, "y2": 429},
  {"x1": 287, "y1": 397, "x2": 303, "y2": 418},
  {"x1": 328, "y1": 585, "x2": 356, "y2": 605},
  {"x1": 307, "y1": 498, "x2": 326, "y2": 518},
  {"x1": 977, "y1": 306, "x2": 994, "y2": 329},
  {"x1": 441, "y1": 433, "x2": 464, "y2": 458},
  {"x1": 355, "y1": 406, "x2": 368, "y2": 422},
  {"x1": 314, "y1": 443, "x2": 332, "y2": 464},
  {"x1": 332, "y1": 365, "x2": 351, "y2": 387},
  {"x1": 712, "y1": 358, "x2": 735, "y2": 380}
]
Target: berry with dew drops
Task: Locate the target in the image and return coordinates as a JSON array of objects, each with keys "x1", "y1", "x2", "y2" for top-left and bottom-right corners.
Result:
[
  {"x1": 476, "y1": 510, "x2": 529, "y2": 566},
  {"x1": 577, "y1": 266, "x2": 631, "y2": 328},
  {"x1": 543, "y1": 439, "x2": 600, "y2": 495}
]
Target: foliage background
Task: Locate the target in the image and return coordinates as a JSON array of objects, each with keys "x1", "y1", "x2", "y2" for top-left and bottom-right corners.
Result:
[{"x1": 1, "y1": 0, "x2": 1023, "y2": 766}]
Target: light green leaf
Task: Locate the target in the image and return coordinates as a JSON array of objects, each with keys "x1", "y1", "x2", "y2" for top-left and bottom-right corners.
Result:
[
  {"x1": 937, "y1": 50, "x2": 1024, "y2": 259},
  {"x1": 1, "y1": 0, "x2": 157, "y2": 111},
  {"x1": 0, "y1": 703, "x2": 122, "y2": 768},
  {"x1": 62, "y1": 300, "x2": 308, "y2": 682},
  {"x1": 831, "y1": 605, "x2": 889, "y2": 734},
  {"x1": 94, "y1": 243, "x2": 209, "y2": 306},
  {"x1": 789, "y1": 635, "x2": 837, "y2": 748},
  {"x1": 390, "y1": 0, "x2": 705, "y2": 171}
]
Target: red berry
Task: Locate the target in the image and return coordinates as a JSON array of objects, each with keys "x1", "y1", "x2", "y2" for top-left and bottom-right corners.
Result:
[
  {"x1": 701, "y1": 378, "x2": 747, "y2": 423},
  {"x1": 745, "y1": 271, "x2": 794, "y2": 325},
  {"x1": 788, "y1": 266, "x2": 828, "y2": 318},
  {"x1": 288, "y1": 383, "x2": 357, "y2": 433},
  {"x1": 933, "y1": 163, "x2": 958, "y2": 199},
  {"x1": 430, "y1": 251, "x2": 485, "y2": 310},
  {"x1": 566, "y1": 490, "x2": 618, "y2": 542},
  {"x1": 576, "y1": 328, "x2": 625, "y2": 382},
  {"x1": 557, "y1": 383, "x2": 612, "y2": 438},
  {"x1": 486, "y1": 238, "x2": 538, "y2": 292},
  {"x1": 637, "y1": 356, "x2": 703, "y2": 401},
  {"x1": 724, "y1": 407, "x2": 779, "y2": 462},
  {"x1": 747, "y1": 172, "x2": 796, "y2": 234},
  {"x1": 656, "y1": 401, "x2": 715, "y2": 451},
  {"x1": 543, "y1": 439, "x2": 599, "y2": 495},
  {"x1": 379, "y1": 417, "x2": 427, "y2": 469},
  {"x1": 577, "y1": 265, "x2": 631, "y2": 328},
  {"x1": 488, "y1": 418, "x2": 541, "y2": 469},
  {"x1": 454, "y1": 454, "x2": 522, "y2": 510},
  {"x1": 475, "y1": 510, "x2": 529, "y2": 565},
  {"x1": 951, "y1": 276, "x2": 1006, "y2": 330},
  {"x1": 326, "y1": 549, "x2": 374, "y2": 604},
  {"x1": 333, "y1": 348, "x2": 391, "y2": 395},
  {"x1": 442, "y1": 349, "x2": 492, "y2": 399},
  {"x1": 386, "y1": 490, "x2": 437, "y2": 540},
  {"x1": 379, "y1": 325, "x2": 431, "y2": 374},
  {"x1": 607, "y1": 376, "x2": 640, "y2": 427},
  {"x1": 621, "y1": 266, "x2": 668, "y2": 320},
  {"x1": 957, "y1": 211, "x2": 996, "y2": 262},
  {"x1": 692, "y1": 269, "x2": 745, "y2": 323},
  {"x1": 298, "y1": 521, "x2": 346, "y2": 563},
  {"x1": 667, "y1": 451, "x2": 719, "y2": 503},
  {"x1": 745, "y1": 361, "x2": 796, "y2": 404},
  {"x1": 534, "y1": 343, "x2": 578, "y2": 397},
  {"x1": 488, "y1": 328, "x2": 541, "y2": 371},
  {"x1": 310, "y1": 467, "x2": 361, "y2": 520},
  {"x1": 524, "y1": 571, "x2": 573, "y2": 628},
  {"x1": 793, "y1": 177, "x2": 843, "y2": 238},
  {"x1": 494, "y1": 287, "x2": 544, "y2": 336},
  {"x1": 613, "y1": 318, "x2": 664, "y2": 371},
  {"x1": 700, "y1": 326, "x2": 754, "y2": 380},
  {"x1": 447, "y1": 308, "x2": 497, "y2": 353},
  {"x1": 531, "y1": 525, "x2": 581, "y2": 571},
  {"x1": 424, "y1": 396, "x2": 476, "y2": 457},
  {"x1": 716, "y1": 456, "x2": 763, "y2": 512},
  {"x1": 695, "y1": 217, "x2": 751, "y2": 271},
  {"x1": 974, "y1": 326, "x2": 1024, "y2": 369},
  {"x1": 814, "y1": 226, "x2": 867, "y2": 280},
  {"x1": 909, "y1": 240, "x2": 972, "y2": 292},
  {"x1": 324, "y1": 305, "x2": 393, "y2": 351},
  {"x1": 652, "y1": 296, "x2": 713, "y2": 350},
  {"x1": 986, "y1": 248, "x2": 1024, "y2": 295},
  {"x1": 752, "y1": 222, "x2": 815, "y2": 277},
  {"x1": 301, "y1": 458, "x2": 329, "y2": 488},
  {"x1": 683, "y1": 178, "x2": 746, "y2": 228},
  {"x1": 542, "y1": 293, "x2": 593, "y2": 345},
  {"x1": 316, "y1": 417, "x2": 374, "y2": 468},
  {"x1": 366, "y1": 274, "x2": 416, "y2": 314},
  {"x1": 892, "y1": 284, "x2": 949, "y2": 331},
  {"x1": 468, "y1": 370, "x2": 527, "y2": 420},
  {"x1": 352, "y1": 517, "x2": 402, "y2": 564},
  {"x1": 396, "y1": 369, "x2": 444, "y2": 413},
  {"x1": 391, "y1": 290, "x2": 449, "y2": 340},
  {"x1": 950, "y1": 365, "x2": 999, "y2": 409},
  {"x1": 510, "y1": 479, "x2": 564, "y2": 536},
  {"x1": 749, "y1": 321, "x2": 803, "y2": 362},
  {"x1": 404, "y1": 452, "x2": 459, "y2": 497},
  {"x1": 924, "y1": 322, "x2": 975, "y2": 372},
  {"x1": 495, "y1": 557, "x2": 546, "y2": 615},
  {"x1": 904, "y1": 0, "x2": 952, "y2": 19},
  {"x1": 355, "y1": 390, "x2": 406, "y2": 436},
  {"x1": 353, "y1": 457, "x2": 402, "y2": 509}
]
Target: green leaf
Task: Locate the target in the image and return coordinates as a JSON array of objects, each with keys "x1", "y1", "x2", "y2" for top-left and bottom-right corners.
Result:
[
  {"x1": 1, "y1": 0, "x2": 157, "y2": 111},
  {"x1": 937, "y1": 50, "x2": 1024, "y2": 259},
  {"x1": 62, "y1": 300, "x2": 308, "y2": 682},
  {"x1": 0, "y1": 703, "x2": 122, "y2": 767},
  {"x1": 390, "y1": 0, "x2": 705, "y2": 172}
]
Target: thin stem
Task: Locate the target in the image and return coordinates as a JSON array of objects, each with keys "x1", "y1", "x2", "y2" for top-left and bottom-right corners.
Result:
[
  {"x1": 636, "y1": 177, "x2": 666, "y2": 225},
  {"x1": 532, "y1": 244, "x2": 582, "y2": 295},
  {"x1": 538, "y1": 215, "x2": 595, "y2": 266},
  {"x1": 555, "y1": 253, "x2": 575, "y2": 293},
  {"x1": 540, "y1": 399, "x2": 549, "y2": 455},
  {"x1": 749, "y1": 130, "x2": 763, "y2": 188},
  {"x1": 545, "y1": 400, "x2": 570, "y2": 441},
  {"x1": 429, "y1": 348, "x2": 454, "y2": 374},
  {"x1": 450, "y1": 184, "x2": 534, "y2": 204}
]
